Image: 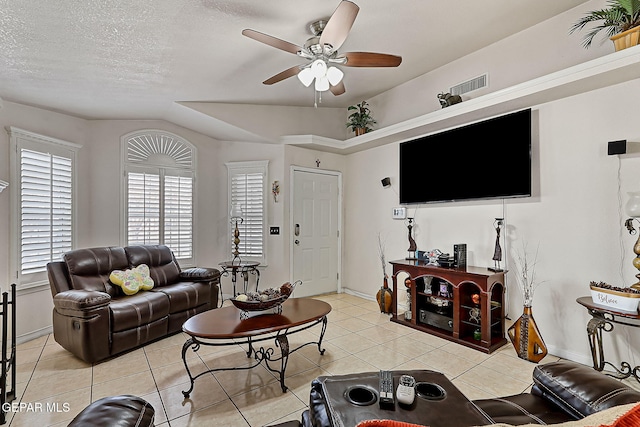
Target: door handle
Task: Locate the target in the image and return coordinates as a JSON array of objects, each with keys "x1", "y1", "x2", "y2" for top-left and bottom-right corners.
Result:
[
  {"x1": 295, "y1": 223, "x2": 300, "y2": 236},
  {"x1": 294, "y1": 240, "x2": 300, "y2": 245}
]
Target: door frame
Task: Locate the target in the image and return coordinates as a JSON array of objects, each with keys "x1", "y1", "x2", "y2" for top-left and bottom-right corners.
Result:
[{"x1": 289, "y1": 165, "x2": 343, "y2": 294}]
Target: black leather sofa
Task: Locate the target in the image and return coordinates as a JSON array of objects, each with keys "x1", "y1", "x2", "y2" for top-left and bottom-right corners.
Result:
[
  {"x1": 47, "y1": 245, "x2": 220, "y2": 363},
  {"x1": 272, "y1": 360, "x2": 640, "y2": 427}
]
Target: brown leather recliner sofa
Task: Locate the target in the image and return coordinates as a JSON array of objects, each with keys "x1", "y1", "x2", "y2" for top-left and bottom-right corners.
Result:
[
  {"x1": 47, "y1": 245, "x2": 220, "y2": 363},
  {"x1": 275, "y1": 360, "x2": 640, "y2": 427}
]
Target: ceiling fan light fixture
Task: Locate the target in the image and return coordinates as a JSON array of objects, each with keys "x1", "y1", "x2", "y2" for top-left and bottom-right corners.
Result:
[
  {"x1": 297, "y1": 67, "x2": 314, "y2": 87},
  {"x1": 315, "y1": 76, "x2": 330, "y2": 92},
  {"x1": 310, "y1": 59, "x2": 327, "y2": 79},
  {"x1": 326, "y1": 66, "x2": 344, "y2": 86}
]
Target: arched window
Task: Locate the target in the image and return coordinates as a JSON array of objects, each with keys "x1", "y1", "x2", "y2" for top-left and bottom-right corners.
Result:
[{"x1": 122, "y1": 130, "x2": 195, "y2": 266}]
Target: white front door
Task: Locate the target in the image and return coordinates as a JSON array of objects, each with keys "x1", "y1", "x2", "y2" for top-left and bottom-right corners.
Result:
[{"x1": 291, "y1": 168, "x2": 340, "y2": 297}]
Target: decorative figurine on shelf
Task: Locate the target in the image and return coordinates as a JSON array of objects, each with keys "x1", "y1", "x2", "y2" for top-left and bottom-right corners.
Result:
[
  {"x1": 405, "y1": 217, "x2": 417, "y2": 260},
  {"x1": 438, "y1": 92, "x2": 462, "y2": 108},
  {"x1": 489, "y1": 218, "x2": 504, "y2": 272}
]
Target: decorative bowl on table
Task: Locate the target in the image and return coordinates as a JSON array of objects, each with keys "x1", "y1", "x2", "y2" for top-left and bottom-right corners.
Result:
[
  {"x1": 589, "y1": 281, "x2": 640, "y2": 312},
  {"x1": 230, "y1": 281, "x2": 299, "y2": 312}
]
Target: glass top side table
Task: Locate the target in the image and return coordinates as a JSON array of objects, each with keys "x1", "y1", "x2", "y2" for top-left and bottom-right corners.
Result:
[{"x1": 218, "y1": 261, "x2": 260, "y2": 305}]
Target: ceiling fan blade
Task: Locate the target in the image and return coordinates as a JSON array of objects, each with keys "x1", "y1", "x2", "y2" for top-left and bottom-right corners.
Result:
[
  {"x1": 319, "y1": 1, "x2": 359, "y2": 51},
  {"x1": 341, "y1": 52, "x2": 402, "y2": 67},
  {"x1": 242, "y1": 29, "x2": 302, "y2": 55},
  {"x1": 330, "y1": 81, "x2": 346, "y2": 96},
  {"x1": 262, "y1": 65, "x2": 303, "y2": 85}
]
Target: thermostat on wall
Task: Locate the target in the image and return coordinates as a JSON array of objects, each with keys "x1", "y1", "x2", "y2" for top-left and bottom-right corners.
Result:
[{"x1": 392, "y1": 207, "x2": 407, "y2": 219}]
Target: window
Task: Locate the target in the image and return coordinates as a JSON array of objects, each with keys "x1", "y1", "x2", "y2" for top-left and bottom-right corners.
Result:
[
  {"x1": 122, "y1": 131, "x2": 195, "y2": 266},
  {"x1": 9, "y1": 127, "x2": 80, "y2": 289},
  {"x1": 226, "y1": 161, "x2": 268, "y2": 265}
]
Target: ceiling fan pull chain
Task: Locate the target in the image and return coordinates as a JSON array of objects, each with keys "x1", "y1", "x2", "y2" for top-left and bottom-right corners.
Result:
[{"x1": 314, "y1": 90, "x2": 318, "y2": 108}]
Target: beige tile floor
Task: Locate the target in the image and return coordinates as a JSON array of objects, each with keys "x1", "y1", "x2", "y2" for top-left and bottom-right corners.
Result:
[{"x1": 4, "y1": 293, "x2": 635, "y2": 426}]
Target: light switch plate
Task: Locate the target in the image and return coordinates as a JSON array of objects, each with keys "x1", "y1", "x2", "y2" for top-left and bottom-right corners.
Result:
[{"x1": 392, "y1": 207, "x2": 407, "y2": 219}]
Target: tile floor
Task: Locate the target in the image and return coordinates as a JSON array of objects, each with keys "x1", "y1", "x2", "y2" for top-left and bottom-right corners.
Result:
[{"x1": 5, "y1": 293, "x2": 636, "y2": 426}]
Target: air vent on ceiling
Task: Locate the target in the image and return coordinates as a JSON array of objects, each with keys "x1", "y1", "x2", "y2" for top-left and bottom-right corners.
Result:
[{"x1": 450, "y1": 73, "x2": 488, "y2": 96}]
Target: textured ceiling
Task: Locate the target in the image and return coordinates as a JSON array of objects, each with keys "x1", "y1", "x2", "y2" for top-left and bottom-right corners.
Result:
[{"x1": 0, "y1": 0, "x2": 590, "y2": 141}]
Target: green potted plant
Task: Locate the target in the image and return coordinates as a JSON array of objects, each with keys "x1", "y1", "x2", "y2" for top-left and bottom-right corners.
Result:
[
  {"x1": 346, "y1": 101, "x2": 376, "y2": 136},
  {"x1": 570, "y1": 0, "x2": 640, "y2": 50}
]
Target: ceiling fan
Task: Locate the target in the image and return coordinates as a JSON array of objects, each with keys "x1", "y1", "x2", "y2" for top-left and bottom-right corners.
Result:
[{"x1": 242, "y1": 0, "x2": 402, "y2": 98}]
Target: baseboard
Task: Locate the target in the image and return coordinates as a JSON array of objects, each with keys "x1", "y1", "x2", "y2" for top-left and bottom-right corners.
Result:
[
  {"x1": 342, "y1": 288, "x2": 376, "y2": 302},
  {"x1": 16, "y1": 325, "x2": 53, "y2": 345}
]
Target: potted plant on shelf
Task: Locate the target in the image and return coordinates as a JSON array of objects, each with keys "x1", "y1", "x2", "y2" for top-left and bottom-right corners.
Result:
[
  {"x1": 570, "y1": 0, "x2": 640, "y2": 51},
  {"x1": 346, "y1": 101, "x2": 376, "y2": 136}
]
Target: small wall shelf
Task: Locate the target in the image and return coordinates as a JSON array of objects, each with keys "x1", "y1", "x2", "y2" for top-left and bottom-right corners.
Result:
[{"x1": 282, "y1": 46, "x2": 640, "y2": 154}]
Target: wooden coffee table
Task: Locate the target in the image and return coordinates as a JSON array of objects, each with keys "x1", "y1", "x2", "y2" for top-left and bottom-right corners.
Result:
[{"x1": 181, "y1": 297, "x2": 331, "y2": 396}]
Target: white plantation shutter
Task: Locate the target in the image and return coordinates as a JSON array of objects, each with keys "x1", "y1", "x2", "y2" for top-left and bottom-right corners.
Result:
[
  {"x1": 127, "y1": 171, "x2": 160, "y2": 245},
  {"x1": 20, "y1": 149, "x2": 73, "y2": 274},
  {"x1": 226, "y1": 161, "x2": 268, "y2": 264},
  {"x1": 9, "y1": 127, "x2": 80, "y2": 288},
  {"x1": 164, "y1": 173, "x2": 193, "y2": 258},
  {"x1": 123, "y1": 131, "x2": 195, "y2": 266}
]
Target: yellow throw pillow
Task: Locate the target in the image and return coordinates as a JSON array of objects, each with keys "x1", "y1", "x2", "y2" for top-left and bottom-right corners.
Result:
[{"x1": 109, "y1": 264, "x2": 154, "y2": 296}]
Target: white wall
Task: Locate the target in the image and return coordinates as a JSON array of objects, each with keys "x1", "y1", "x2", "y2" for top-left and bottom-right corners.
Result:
[
  {"x1": 340, "y1": 0, "x2": 640, "y2": 367},
  {"x1": 344, "y1": 78, "x2": 640, "y2": 367}
]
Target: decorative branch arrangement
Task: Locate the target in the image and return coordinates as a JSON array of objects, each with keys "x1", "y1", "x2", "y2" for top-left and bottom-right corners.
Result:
[
  {"x1": 512, "y1": 241, "x2": 546, "y2": 307},
  {"x1": 377, "y1": 233, "x2": 388, "y2": 280}
]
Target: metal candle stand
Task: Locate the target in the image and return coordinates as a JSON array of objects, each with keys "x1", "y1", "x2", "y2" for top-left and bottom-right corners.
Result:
[{"x1": 1, "y1": 284, "x2": 16, "y2": 425}]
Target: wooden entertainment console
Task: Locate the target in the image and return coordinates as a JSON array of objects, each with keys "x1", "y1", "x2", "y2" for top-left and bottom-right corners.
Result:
[{"x1": 390, "y1": 259, "x2": 507, "y2": 353}]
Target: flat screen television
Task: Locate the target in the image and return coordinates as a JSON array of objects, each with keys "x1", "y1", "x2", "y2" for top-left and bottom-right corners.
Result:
[{"x1": 399, "y1": 109, "x2": 531, "y2": 204}]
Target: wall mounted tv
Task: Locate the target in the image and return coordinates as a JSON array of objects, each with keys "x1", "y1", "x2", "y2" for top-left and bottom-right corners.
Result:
[{"x1": 399, "y1": 108, "x2": 531, "y2": 204}]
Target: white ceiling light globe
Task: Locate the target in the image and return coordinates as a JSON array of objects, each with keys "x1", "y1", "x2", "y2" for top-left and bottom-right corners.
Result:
[
  {"x1": 311, "y1": 59, "x2": 327, "y2": 79},
  {"x1": 297, "y1": 67, "x2": 314, "y2": 87},
  {"x1": 315, "y1": 76, "x2": 330, "y2": 92},
  {"x1": 326, "y1": 66, "x2": 344, "y2": 86}
]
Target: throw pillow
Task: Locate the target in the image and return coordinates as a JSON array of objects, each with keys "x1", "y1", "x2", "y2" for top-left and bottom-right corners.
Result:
[{"x1": 109, "y1": 264, "x2": 154, "y2": 295}]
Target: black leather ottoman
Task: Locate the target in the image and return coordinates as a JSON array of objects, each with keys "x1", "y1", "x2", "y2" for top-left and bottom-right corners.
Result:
[
  {"x1": 67, "y1": 395, "x2": 155, "y2": 427},
  {"x1": 308, "y1": 370, "x2": 491, "y2": 427}
]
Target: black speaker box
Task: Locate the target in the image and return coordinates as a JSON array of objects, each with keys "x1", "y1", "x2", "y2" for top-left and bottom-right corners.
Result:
[
  {"x1": 608, "y1": 140, "x2": 627, "y2": 155},
  {"x1": 454, "y1": 243, "x2": 467, "y2": 268}
]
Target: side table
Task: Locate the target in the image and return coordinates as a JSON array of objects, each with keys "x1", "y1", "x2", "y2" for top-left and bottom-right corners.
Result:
[
  {"x1": 576, "y1": 296, "x2": 640, "y2": 382},
  {"x1": 219, "y1": 261, "x2": 260, "y2": 305}
]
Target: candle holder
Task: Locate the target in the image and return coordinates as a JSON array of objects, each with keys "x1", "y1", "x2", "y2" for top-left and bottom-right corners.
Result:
[
  {"x1": 488, "y1": 218, "x2": 504, "y2": 272},
  {"x1": 405, "y1": 217, "x2": 417, "y2": 260},
  {"x1": 625, "y1": 191, "x2": 640, "y2": 290},
  {"x1": 230, "y1": 204, "x2": 244, "y2": 264}
]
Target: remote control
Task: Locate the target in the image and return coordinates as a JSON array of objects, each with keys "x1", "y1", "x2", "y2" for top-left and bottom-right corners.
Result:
[
  {"x1": 396, "y1": 374, "x2": 416, "y2": 405},
  {"x1": 378, "y1": 370, "x2": 395, "y2": 407}
]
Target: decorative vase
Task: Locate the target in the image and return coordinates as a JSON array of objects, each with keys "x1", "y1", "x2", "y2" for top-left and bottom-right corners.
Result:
[
  {"x1": 610, "y1": 26, "x2": 640, "y2": 51},
  {"x1": 355, "y1": 127, "x2": 367, "y2": 136},
  {"x1": 376, "y1": 277, "x2": 393, "y2": 314},
  {"x1": 507, "y1": 305, "x2": 548, "y2": 363}
]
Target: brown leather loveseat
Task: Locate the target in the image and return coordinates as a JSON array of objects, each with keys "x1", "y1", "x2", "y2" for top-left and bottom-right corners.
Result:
[{"x1": 47, "y1": 245, "x2": 220, "y2": 363}]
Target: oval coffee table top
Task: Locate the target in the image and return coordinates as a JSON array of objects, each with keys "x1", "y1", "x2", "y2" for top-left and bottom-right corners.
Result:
[{"x1": 183, "y1": 297, "x2": 331, "y2": 339}]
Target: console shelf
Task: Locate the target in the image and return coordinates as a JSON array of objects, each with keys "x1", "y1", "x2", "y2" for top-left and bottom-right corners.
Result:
[{"x1": 390, "y1": 260, "x2": 507, "y2": 354}]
